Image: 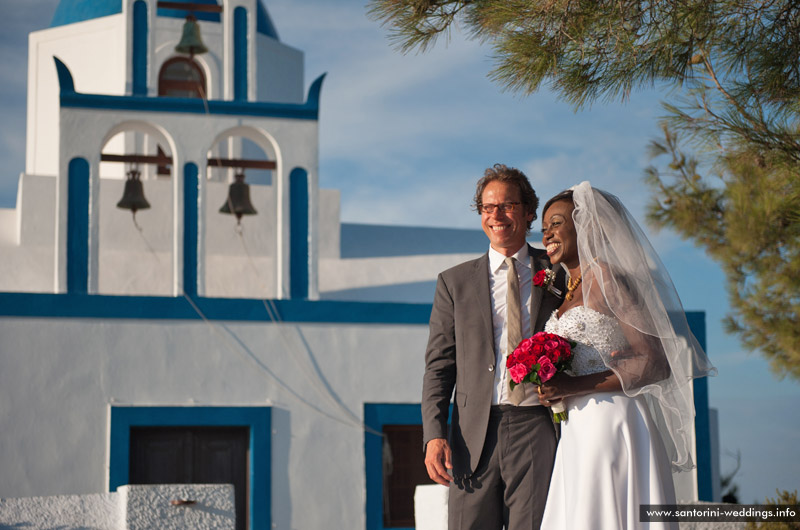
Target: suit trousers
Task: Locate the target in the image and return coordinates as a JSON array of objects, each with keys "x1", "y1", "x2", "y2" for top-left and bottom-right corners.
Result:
[{"x1": 448, "y1": 405, "x2": 557, "y2": 530}]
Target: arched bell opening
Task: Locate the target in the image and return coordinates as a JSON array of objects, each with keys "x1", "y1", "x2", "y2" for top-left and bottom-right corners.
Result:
[
  {"x1": 96, "y1": 123, "x2": 176, "y2": 296},
  {"x1": 202, "y1": 128, "x2": 279, "y2": 299},
  {"x1": 158, "y1": 56, "x2": 207, "y2": 99}
]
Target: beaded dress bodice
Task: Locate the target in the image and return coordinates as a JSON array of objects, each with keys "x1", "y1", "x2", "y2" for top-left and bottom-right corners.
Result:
[{"x1": 544, "y1": 306, "x2": 629, "y2": 376}]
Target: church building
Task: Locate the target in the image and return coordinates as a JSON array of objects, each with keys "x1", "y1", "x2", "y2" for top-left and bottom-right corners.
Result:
[{"x1": 0, "y1": 1, "x2": 718, "y2": 528}]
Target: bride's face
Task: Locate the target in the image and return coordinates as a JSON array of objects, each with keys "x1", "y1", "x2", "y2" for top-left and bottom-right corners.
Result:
[{"x1": 542, "y1": 199, "x2": 579, "y2": 267}]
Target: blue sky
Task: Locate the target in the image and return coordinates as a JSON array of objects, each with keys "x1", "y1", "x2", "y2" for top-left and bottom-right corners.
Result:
[{"x1": 1, "y1": 0, "x2": 798, "y2": 504}]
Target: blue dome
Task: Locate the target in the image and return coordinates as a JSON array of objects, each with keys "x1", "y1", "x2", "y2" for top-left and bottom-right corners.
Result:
[
  {"x1": 50, "y1": 0, "x2": 279, "y2": 40},
  {"x1": 51, "y1": 0, "x2": 122, "y2": 27}
]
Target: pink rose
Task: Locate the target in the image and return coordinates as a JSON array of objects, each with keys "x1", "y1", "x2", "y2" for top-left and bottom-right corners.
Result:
[
  {"x1": 537, "y1": 356, "x2": 556, "y2": 382},
  {"x1": 544, "y1": 339, "x2": 560, "y2": 351},
  {"x1": 509, "y1": 363, "x2": 530, "y2": 384},
  {"x1": 519, "y1": 337, "x2": 535, "y2": 350},
  {"x1": 545, "y1": 348, "x2": 560, "y2": 363},
  {"x1": 516, "y1": 351, "x2": 535, "y2": 367}
]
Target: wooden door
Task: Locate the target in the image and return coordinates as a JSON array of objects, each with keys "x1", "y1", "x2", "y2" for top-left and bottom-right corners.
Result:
[{"x1": 130, "y1": 426, "x2": 249, "y2": 530}]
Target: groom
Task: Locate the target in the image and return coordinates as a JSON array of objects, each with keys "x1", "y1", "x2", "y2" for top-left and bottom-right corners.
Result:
[{"x1": 422, "y1": 164, "x2": 565, "y2": 530}]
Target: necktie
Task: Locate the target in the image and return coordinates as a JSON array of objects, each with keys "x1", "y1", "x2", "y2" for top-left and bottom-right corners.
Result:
[{"x1": 505, "y1": 257, "x2": 525, "y2": 405}]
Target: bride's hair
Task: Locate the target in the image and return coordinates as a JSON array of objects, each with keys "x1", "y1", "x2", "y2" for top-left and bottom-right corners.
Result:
[{"x1": 541, "y1": 189, "x2": 574, "y2": 219}]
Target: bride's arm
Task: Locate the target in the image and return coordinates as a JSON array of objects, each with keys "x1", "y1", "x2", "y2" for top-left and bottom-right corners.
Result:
[
  {"x1": 588, "y1": 265, "x2": 672, "y2": 389},
  {"x1": 538, "y1": 370, "x2": 621, "y2": 405}
]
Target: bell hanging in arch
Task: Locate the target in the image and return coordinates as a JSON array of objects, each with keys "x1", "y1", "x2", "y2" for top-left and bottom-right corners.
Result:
[
  {"x1": 220, "y1": 171, "x2": 257, "y2": 224},
  {"x1": 117, "y1": 166, "x2": 151, "y2": 215},
  {"x1": 175, "y1": 14, "x2": 208, "y2": 57}
]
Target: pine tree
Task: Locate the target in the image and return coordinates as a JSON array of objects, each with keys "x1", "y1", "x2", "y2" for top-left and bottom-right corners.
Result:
[{"x1": 369, "y1": 0, "x2": 800, "y2": 379}]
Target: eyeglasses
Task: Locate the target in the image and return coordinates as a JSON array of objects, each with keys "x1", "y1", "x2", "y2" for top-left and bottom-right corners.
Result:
[{"x1": 479, "y1": 202, "x2": 521, "y2": 214}]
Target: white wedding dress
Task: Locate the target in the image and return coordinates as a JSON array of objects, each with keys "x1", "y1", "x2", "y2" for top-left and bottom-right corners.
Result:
[{"x1": 541, "y1": 306, "x2": 678, "y2": 530}]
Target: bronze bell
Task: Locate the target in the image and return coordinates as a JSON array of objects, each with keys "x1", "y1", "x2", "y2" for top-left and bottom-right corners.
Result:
[
  {"x1": 220, "y1": 172, "x2": 257, "y2": 223},
  {"x1": 175, "y1": 14, "x2": 208, "y2": 56},
  {"x1": 117, "y1": 167, "x2": 151, "y2": 214}
]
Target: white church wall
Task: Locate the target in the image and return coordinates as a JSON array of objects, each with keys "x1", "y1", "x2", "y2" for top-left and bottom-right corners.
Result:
[
  {"x1": 0, "y1": 177, "x2": 338, "y2": 298},
  {"x1": 27, "y1": 15, "x2": 128, "y2": 177},
  {"x1": 19, "y1": 174, "x2": 57, "y2": 247},
  {"x1": 0, "y1": 246, "x2": 54, "y2": 293},
  {"x1": 99, "y1": 176, "x2": 175, "y2": 296},
  {"x1": 320, "y1": 253, "x2": 481, "y2": 298},
  {"x1": 0, "y1": 174, "x2": 56, "y2": 292},
  {"x1": 56, "y1": 105, "x2": 319, "y2": 296},
  {"x1": 255, "y1": 33, "x2": 305, "y2": 104},
  {"x1": 318, "y1": 188, "x2": 340, "y2": 259},
  {"x1": 0, "y1": 315, "x2": 429, "y2": 529},
  {"x1": 204, "y1": 180, "x2": 277, "y2": 298},
  {"x1": 0, "y1": 208, "x2": 16, "y2": 245}
]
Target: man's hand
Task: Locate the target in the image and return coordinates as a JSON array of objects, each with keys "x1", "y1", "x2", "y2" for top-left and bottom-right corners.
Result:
[{"x1": 424, "y1": 437, "x2": 453, "y2": 486}]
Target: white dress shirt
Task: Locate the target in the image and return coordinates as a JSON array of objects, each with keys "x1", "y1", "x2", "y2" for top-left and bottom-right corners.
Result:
[{"x1": 488, "y1": 245, "x2": 541, "y2": 406}]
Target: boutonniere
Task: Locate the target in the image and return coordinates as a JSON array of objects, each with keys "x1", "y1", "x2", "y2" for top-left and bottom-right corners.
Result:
[{"x1": 533, "y1": 268, "x2": 563, "y2": 298}]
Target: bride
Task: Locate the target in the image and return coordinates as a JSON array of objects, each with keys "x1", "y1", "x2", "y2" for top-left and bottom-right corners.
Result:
[{"x1": 537, "y1": 182, "x2": 715, "y2": 529}]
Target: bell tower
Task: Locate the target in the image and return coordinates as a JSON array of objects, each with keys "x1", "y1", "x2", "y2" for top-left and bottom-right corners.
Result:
[{"x1": 26, "y1": 0, "x2": 323, "y2": 300}]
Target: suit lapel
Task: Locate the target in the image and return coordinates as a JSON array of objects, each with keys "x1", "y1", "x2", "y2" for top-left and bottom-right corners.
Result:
[
  {"x1": 528, "y1": 245, "x2": 550, "y2": 333},
  {"x1": 528, "y1": 245, "x2": 545, "y2": 330},
  {"x1": 471, "y1": 253, "x2": 496, "y2": 360}
]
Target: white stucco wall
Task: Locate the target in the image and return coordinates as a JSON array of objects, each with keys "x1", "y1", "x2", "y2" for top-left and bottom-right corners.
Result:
[
  {"x1": 27, "y1": 15, "x2": 128, "y2": 177},
  {"x1": 0, "y1": 491, "x2": 122, "y2": 529},
  {"x1": 0, "y1": 484, "x2": 235, "y2": 530},
  {"x1": 0, "y1": 316, "x2": 429, "y2": 529}
]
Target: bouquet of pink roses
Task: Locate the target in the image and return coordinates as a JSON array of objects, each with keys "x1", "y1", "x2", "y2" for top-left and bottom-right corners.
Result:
[{"x1": 506, "y1": 331, "x2": 575, "y2": 422}]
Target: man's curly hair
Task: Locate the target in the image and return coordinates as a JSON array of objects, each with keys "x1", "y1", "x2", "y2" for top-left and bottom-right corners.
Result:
[{"x1": 472, "y1": 163, "x2": 539, "y2": 230}]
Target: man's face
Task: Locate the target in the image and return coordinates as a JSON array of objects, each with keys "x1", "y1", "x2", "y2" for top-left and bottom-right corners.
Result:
[{"x1": 480, "y1": 180, "x2": 533, "y2": 256}]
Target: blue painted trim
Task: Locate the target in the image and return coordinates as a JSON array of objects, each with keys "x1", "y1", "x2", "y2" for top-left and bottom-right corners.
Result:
[
  {"x1": 686, "y1": 311, "x2": 713, "y2": 501},
  {"x1": 59, "y1": 88, "x2": 319, "y2": 120},
  {"x1": 48, "y1": 1, "x2": 276, "y2": 38},
  {"x1": 364, "y1": 404, "x2": 423, "y2": 530},
  {"x1": 693, "y1": 376, "x2": 712, "y2": 500},
  {"x1": 54, "y1": 57, "x2": 75, "y2": 94},
  {"x1": 54, "y1": 58, "x2": 321, "y2": 120},
  {"x1": 289, "y1": 168, "x2": 309, "y2": 299},
  {"x1": 157, "y1": 0, "x2": 221, "y2": 22},
  {"x1": 306, "y1": 74, "x2": 326, "y2": 111},
  {"x1": 364, "y1": 404, "x2": 452, "y2": 530},
  {"x1": 109, "y1": 406, "x2": 271, "y2": 529},
  {"x1": 183, "y1": 163, "x2": 199, "y2": 297},
  {"x1": 0, "y1": 293, "x2": 432, "y2": 324},
  {"x1": 67, "y1": 158, "x2": 90, "y2": 294},
  {"x1": 234, "y1": 7, "x2": 248, "y2": 102},
  {"x1": 132, "y1": 1, "x2": 148, "y2": 96},
  {"x1": 51, "y1": 0, "x2": 122, "y2": 28}
]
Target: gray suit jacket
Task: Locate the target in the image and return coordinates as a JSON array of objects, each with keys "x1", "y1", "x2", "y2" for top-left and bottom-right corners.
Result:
[{"x1": 421, "y1": 244, "x2": 566, "y2": 479}]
